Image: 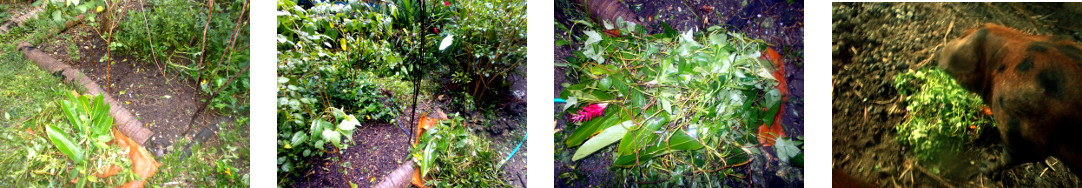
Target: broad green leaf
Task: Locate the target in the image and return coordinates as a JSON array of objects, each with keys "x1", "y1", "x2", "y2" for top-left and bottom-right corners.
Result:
[
  {"x1": 573, "y1": 120, "x2": 633, "y2": 161},
  {"x1": 290, "y1": 132, "x2": 307, "y2": 147},
  {"x1": 52, "y1": 10, "x2": 61, "y2": 22},
  {"x1": 592, "y1": 90, "x2": 615, "y2": 101},
  {"x1": 775, "y1": 137, "x2": 801, "y2": 164},
  {"x1": 561, "y1": 97, "x2": 577, "y2": 113},
  {"x1": 322, "y1": 129, "x2": 341, "y2": 148},
  {"x1": 310, "y1": 120, "x2": 329, "y2": 143},
  {"x1": 618, "y1": 115, "x2": 667, "y2": 156},
  {"x1": 584, "y1": 30, "x2": 602, "y2": 46},
  {"x1": 565, "y1": 106, "x2": 622, "y2": 147},
  {"x1": 613, "y1": 145, "x2": 665, "y2": 166},
  {"x1": 339, "y1": 115, "x2": 360, "y2": 131},
  {"x1": 439, "y1": 35, "x2": 454, "y2": 51},
  {"x1": 555, "y1": 39, "x2": 570, "y2": 46},
  {"x1": 631, "y1": 89, "x2": 646, "y2": 108},
  {"x1": 668, "y1": 132, "x2": 704, "y2": 150},
  {"x1": 46, "y1": 124, "x2": 84, "y2": 164}
]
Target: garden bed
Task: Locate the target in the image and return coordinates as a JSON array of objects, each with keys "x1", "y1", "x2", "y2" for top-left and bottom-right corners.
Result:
[{"x1": 0, "y1": 0, "x2": 249, "y2": 186}]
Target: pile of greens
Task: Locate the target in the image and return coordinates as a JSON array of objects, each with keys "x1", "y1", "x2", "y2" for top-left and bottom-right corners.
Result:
[
  {"x1": 894, "y1": 68, "x2": 993, "y2": 163},
  {"x1": 558, "y1": 19, "x2": 802, "y2": 186},
  {"x1": 412, "y1": 114, "x2": 508, "y2": 187}
]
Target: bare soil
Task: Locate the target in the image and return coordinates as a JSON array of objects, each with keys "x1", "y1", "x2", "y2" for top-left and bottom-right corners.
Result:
[{"x1": 832, "y1": 2, "x2": 1082, "y2": 187}]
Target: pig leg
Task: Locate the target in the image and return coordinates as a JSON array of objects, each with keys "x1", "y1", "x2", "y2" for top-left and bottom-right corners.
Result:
[{"x1": 982, "y1": 116, "x2": 1046, "y2": 177}]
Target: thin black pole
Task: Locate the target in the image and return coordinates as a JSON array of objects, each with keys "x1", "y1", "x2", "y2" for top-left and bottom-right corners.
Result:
[{"x1": 410, "y1": 0, "x2": 427, "y2": 140}]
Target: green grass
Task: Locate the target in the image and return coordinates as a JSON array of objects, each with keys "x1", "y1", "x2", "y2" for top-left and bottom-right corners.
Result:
[
  {"x1": 148, "y1": 118, "x2": 250, "y2": 187},
  {"x1": 0, "y1": 40, "x2": 78, "y2": 126}
]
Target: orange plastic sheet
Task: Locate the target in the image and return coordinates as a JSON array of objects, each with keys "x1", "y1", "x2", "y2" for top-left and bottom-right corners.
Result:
[
  {"x1": 757, "y1": 47, "x2": 789, "y2": 147},
  {"x1": 96, "y1": 128, "x2": 160, "y2": 187}
]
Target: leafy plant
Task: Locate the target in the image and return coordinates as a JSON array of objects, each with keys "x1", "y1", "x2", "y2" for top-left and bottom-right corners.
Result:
[
  {"x1": 43, "y1": 91, "x2": 136, "y2": 187},
  {"x1": 429, "y1": 0, "x2": 527, "y2": 105},
  {"x1": 117, "y1": 0, "x2": 250, "y2": 115},
  {"x1": 41, "y1": 0, "x2": 104, "y2": 29},
  {"x1": 412, "y1": 114, "x2": 508, "y2": 187},
  {"x1": 894, "y1": 68, "x2": 993, "y2": 162}
]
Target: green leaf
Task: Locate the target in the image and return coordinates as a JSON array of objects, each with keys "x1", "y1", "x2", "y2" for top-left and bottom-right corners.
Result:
[
  {"x1": 618, "y1": 116, "x2": 667, "y2": 156},
  {"x1": 584, "y1": 30, "x2": 602, "y2": 46},
  {"x1": 561, "y1": 97, "x2": 577, "y2": 113},
  {"x1": 290, "y1": 132, "x2": 307, "y2": 147},
  {"x1": 52, "y1": 11, "x2": 62, "y2": 22},
  {"x1": 439, "y1": 35, "x2": 454, "y2": 51},
  {"x1": 555, "y1": 39, "x2": 570, "y2": 46},
  {"x1": 310, "y1": 120, "x2": 329, "y2": 143},
  {"x1": 668, "y1": 132, "x2": 703, "y2": 150},
  {"x1": 614, "y1": 145, "x2": 665, "y2": 166},
  {"x1": 322, "y1": 129, "x2": 341, "y2": 148},
  {"x1": 774, "y1": 137, "x2": 801, "y2": 164},
  {"x1": 338, "y1": 115, "x2": 359, "y2": 131},
  {"x1": 565, "y1": 106, "x2": 622, "y2": 147},
  {"x1": 573, "y1": 120, "x2": 633, "y2": 161},
  {"x1": 631, "y1": 89, "x2": 646, "y2": 108},
  {"x1": 46, "y1": 124, "x2": 84, "y2": 164}
]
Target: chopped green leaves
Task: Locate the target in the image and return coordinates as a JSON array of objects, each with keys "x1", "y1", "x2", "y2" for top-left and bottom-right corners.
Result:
[{"x1": 573, "y1": 120, "x2": 633, "y2": 161}]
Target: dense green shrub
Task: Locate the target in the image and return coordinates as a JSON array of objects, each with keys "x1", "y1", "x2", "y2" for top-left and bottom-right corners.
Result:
[
  {"x1": 116, "y1": 0, "x2": 250, "y2": 115},
  {"x1": 428, "y1": 0, "x2": 527, "y2": 103},
  {"x1": 276, "y1": 1, "x2": 403, "y2": 182}
]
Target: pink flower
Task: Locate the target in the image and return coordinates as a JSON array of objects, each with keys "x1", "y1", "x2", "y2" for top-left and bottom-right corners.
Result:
[
  {"x1": 433, "y1": 27, "x2": 439, "y2": 34},
  {"x1": 444, "y1": 1, "x2": 450, "y2": 6},
  {"x1": 571, "y1": 103, "x2": 608, "y2": 123}
]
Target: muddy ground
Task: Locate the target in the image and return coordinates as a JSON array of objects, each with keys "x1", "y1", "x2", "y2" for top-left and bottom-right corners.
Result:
[
  {"x1": 832, "y1": 2, "x2": 1082, "y2": 187},
  {"x1": 554, "y1": 0, "x2": 804, "y2": 187}
]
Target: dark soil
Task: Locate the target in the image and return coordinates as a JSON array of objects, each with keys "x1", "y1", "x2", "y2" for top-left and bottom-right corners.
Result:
[
  {"x1": 37, "y1": 18, "x2": 245, "y2": 160},
  {"x1": 555, "y1": 0, "x2": 803, "y2": 187},
  {"x1": 832, "y1": 2, "x2": 1082, "y2": 187},
  {"x1": 291, "y1": 121, "x2": 411, "y2": 188}
]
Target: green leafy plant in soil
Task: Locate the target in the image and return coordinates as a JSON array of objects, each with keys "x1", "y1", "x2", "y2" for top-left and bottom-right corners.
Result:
[
  {"x1": 412, "y1": 114, "x2": 508, "y2": 187},
  {"x1": 427, "y1": 0, "x2": 527, "y2": 105},
  {"x1": 0, "y1": 89, "x2": 135, "y2": 186},
  {"x1": 276, "y1": 1, "x2": 403, "y2": 183},
  {"x1": 894, "y1": 68, "x2": 993, "y2": 164},
  {"x1": 557, "y1": 18, "x2": 802, "y2": 186},
  {"x1": 115, "y1": 0, "x2": 250, "y2": 115}
]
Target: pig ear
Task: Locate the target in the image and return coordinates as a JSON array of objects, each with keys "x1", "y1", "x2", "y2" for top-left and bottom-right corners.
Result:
[{"x1": 939, "y1": 28, "x2": 988, "y2": 73}]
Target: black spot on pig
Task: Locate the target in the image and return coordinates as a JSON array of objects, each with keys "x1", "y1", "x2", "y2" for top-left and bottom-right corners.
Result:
[
  {"x1": 1016, "y1": 56, "x2": 1033, "y2": 72},
  {"x1": 1038, "y1": 69, "x2": 1065, "y2": 98},
  {"x1": 1028, "y1": 41, "x2": 1050, "y2": 52}
]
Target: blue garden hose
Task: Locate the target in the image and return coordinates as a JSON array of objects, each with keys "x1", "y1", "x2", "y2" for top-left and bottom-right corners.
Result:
[{"x1": 497, "y1": 134, "x2": 527, "y2": 169}]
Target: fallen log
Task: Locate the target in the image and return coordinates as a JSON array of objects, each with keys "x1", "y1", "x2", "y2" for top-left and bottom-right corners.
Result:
[
  {"x1": 16, "y1": 41, "x2": 154, "y2": 145},
  {"x1": 0, "y1": 5, "x2": 42, "y2": 33},
  {"x1": 579, "y1": 0, "x2": 642, "y2": 27},
  {"x1": 373, "y1": 160, "x2": 417, "y2": 188}
]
